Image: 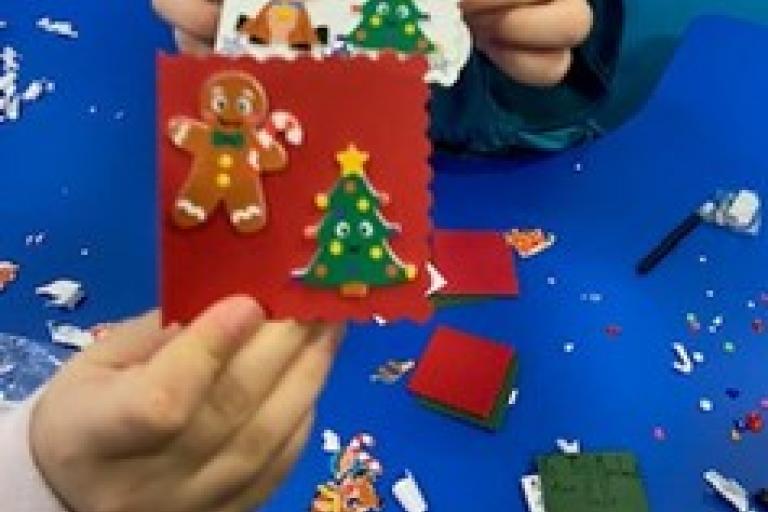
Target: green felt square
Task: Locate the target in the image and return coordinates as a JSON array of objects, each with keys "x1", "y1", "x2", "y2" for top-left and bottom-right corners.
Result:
[
  {"x1": 417, "y1": 360, "x2": 518, "y2": 431},
  {"x1": 536, "y1": 453, "x2": 650, "y2": 512}
]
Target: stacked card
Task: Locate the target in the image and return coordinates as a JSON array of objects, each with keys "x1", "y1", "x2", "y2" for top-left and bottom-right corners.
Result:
[
  {"x1": 407, "y1": 326, "x2": 517, "y2": 430},
  {"x1": 431, "y1": 230, "x2": 519, "y2": 305},
  {"x1": 536, "y1": 453, "x2": 650, "y2": 512}
]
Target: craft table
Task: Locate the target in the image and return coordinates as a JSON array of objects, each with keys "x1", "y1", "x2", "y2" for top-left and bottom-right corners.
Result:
[{"x1": 1, "y1": 4, "x2": 768, "y2": 511}]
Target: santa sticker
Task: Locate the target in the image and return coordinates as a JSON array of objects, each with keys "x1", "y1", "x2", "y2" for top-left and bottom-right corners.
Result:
[{"x1": 215, "y1": 0, "x2": 471, "y2": 86}]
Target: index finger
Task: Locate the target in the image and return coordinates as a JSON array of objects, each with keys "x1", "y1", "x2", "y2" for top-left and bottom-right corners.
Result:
[{"x1": 143, "y1": 296, "x2": 265, "y2": 419}]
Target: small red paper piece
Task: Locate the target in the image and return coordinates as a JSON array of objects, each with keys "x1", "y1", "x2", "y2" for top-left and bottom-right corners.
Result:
[
  {"x1": 431, "y1": 230, "x2": 518, "y2": 296},
  {"x1": 159, "y1": 55, "x2": 432, "y2": 323},
  {"x1": 0, "y1": 261, "x2": 19, "y2": 291},
  {"x1": 408, "y1": 326, "x2": 514, "y2": 418}
]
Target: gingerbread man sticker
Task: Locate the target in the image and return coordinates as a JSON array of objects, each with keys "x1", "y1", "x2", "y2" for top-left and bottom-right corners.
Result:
[{"x1": 168, "y1": 71, "x2": 302, "y2": 233}]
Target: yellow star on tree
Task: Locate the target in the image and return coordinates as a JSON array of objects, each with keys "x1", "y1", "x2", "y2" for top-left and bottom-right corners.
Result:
[{"x1": 337, "y1": 145, "x2": 370, "y2": 176}]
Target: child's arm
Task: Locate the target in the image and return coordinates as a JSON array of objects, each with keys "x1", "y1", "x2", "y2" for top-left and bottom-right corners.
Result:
[
  {"x1": 0, "y1": 398, "x2": 68, "y2": 512},
  {"x1": 8, "y1": 297, "x2": 341, "y2": 512}
]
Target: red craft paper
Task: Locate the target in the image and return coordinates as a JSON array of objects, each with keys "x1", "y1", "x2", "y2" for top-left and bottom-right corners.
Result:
[
  {"x1": 408, "y1": 326, "x2": 514, "y2": 418},
  {"x1": 432, "y1": 230, "x2": 519, "y2": 296},
  {"x1": 159, "y1": 55, "x2": 432, "y2": 323}
]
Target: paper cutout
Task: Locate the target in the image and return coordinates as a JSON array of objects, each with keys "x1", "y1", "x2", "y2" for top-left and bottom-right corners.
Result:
[
  {"x1": 311, "y1": 432, "x2": 384, "y2": 512},
  {"x1": 238, "y1": 0, "x2": 321, "y2": 50},
  {"x1": 36, "y1": 17, "x2": 79, "y2": 39},
  {"x1": 350, "y1": 0, "x2": 434, "y2": 54},
  {"x1": 293, "y1": 145, "x2": 417, "y2": 297},
  {"x1": 0, "y1": 261, "x2": 19, "y2": 291},
  {"x1": 35, "y1": 279, "x2": 84, "y2": 309},
  {"x1": 168, "y1": 70, "x2": 302, "y2": 234},
  {"x1": 703, "y1": 470, "x2": 750, "y2": 512},
  {"x1": 392, "y1": 471, "x2": 428, "y2": 512},
  {"x1": 216, "y1": 0, "x2": 471, "y2": 85},
  {"x1": 521, "y1": 475, "x2": 547, "y2": 512},
  {"x1": 160, "y1": 55, "x2": 432, "y2": 322},
  {"x1": 431, "y1": 230, "x2": 519, "y2": 297},
  {"x1": 408, "y1": 326, "x2": 515, "y2": 419},
  {"x1": 370, "y1": 359, "x2": 415, "y2": 384},
  {"x1": 504, "y1": 228, "x2": 556, "y2": 258},
  {"x1": 537, "y1": 453, "x2": 650, "y2": 512},
  {"x1": 47, "y1": 322, "x2": 95, "y2": 350}
]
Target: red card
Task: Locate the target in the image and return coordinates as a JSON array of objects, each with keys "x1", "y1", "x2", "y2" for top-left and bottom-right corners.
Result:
[
  {"x1": 159, "y1": 55, "x2": 432, "y2": 323},
  {"x1": 408, "y1": 326, "x2": 514, "y2": 418},
  {"x1": 432, "y1": 230, "x2": 519, "y2": 296}
]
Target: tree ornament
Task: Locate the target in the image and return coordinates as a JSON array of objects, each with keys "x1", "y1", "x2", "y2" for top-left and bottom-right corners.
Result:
[{"x1": 294, "y1": 145, "x2": 417, "y2": 297}]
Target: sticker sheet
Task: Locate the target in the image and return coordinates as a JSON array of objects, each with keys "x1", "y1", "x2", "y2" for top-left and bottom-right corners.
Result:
[
  {"x1": 215, "y1": 0, "x2": 471, "y2": 85},
  {"x1": 159, "y1": 55, "x2": 432, "y2": 324}
]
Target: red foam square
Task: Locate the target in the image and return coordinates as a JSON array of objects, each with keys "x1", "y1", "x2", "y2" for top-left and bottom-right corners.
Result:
[
  {"x1": 432, "y1": 230, "x2": 519, "y2": 296},
  {"x1": 159, "y1": 55, "x2": 433, "y2": 323},
  {"x1": 408, "y1": 326, "x2": 514, "y2": 418}
]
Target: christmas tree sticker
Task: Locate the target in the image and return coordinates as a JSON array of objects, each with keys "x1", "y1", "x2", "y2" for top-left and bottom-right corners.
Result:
[
  {"x1": 294, "y1": 145, "x2": 418, "y2": 298},
  {"x1": 350, "y1": 0, "x2": 435, "y2": 54}
]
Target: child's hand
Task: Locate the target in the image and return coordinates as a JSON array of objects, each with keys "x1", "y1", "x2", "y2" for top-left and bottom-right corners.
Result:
[
  {"x1": 30, "y1": 296, "x2": 343, "y2": 512},
  {"x1": 152, "y1": 0, "x2": 591, "y2": 84},
  {"x1": 152, "y1": 0, "x2": 221, "y2": 54},
  {"x1": 461, "y1": 0, "x2": 593, "y2": 86}
]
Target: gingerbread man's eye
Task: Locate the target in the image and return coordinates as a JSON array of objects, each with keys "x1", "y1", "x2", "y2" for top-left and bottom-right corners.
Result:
[
  {"x1": 375, "y1": 2, "x2": 389, "y2": 15},
  {"x1": 335, "y1": 221, "x2": 351, "y2": 239},
  {"x1": 211, "y1": 94, "x2": 228, "y2": 114},
  {"x1": 358, "y1": 220, "x2": 374, "y2": 238},
  {"x1": 396, "y1": 4, "x2": 410, "y2": 18},
  {"x1": 236, "y1": 96, "x2": 253, "y2": 116}
]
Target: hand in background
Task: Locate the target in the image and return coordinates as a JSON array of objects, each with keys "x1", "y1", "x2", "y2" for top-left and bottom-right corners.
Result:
[
  {"x1": 153, "y1": 0, "x2": 221, "y2": 54},
  {"x1": 462, "y1": 0, "x2": 593, "y2": 86},
  {"x1": 30, "y1": 296, "x2": 343, "y2": 512}
]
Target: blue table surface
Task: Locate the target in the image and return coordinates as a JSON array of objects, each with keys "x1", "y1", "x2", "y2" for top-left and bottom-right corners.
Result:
[{"x1": 2, "y1": 3, "x2": 768, "y2": 511}]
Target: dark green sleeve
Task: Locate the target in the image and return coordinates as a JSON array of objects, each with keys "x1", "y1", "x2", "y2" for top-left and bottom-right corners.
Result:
[{"x1": 429, "y1": 0, "x2": 624, "y2": 154}]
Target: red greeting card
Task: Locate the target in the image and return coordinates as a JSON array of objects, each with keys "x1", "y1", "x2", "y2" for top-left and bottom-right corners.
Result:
[{"x1": 159, "y1": 55, "x2": 432, "y2": 323}]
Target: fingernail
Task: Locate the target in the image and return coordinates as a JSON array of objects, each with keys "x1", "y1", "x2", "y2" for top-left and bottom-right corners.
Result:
[{"x1": 209, "y1": 295, "x2": 264, "y2": 340}]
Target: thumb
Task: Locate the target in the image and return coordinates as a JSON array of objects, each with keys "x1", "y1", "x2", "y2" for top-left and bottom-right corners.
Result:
[{"x1": 87, "y1": 311, "x2": 181, "y2": 367}]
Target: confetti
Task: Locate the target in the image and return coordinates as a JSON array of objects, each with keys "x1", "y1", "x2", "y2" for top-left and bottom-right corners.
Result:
[
  {"x1": 47, "y1": 322, "x2": 95, "y2": 350},
  {"x1": 723, "y1": 341, "x2": 736, "y2": 353},
  {"x1": 672, "y1": 342, "x2": 694, "y2": 375},
  {"x1": 747, "y1": 300, "x2": 757, "y2": 309},
  {"x1": 321, "y1": 429, "x2": 341, "y2": 454},
  {"x1": 705, "y1": 289, "x2": 715, "y2": 299},
  {"x1": 731, "y1": 429, "x2": 742, "y2": 442},
  {"x1": 563, "y1": 341, "x2": 575, "y2": 353},
  {"x1": 508, "y1": 388, "x2": 519, "y2": 406},
  {"x1": 0, "y1": 47, "x2": 53, "y2": 123},
  {"x1": 556, "y1": 438, "x2": 581, "y2": 455},
  {"x1": 36, "y1": 278, "x2": 85, "y2": 310},
  {"x1": 36, "y1": 17, "x2": 79, "y2": 38},
  {"x1": 746, "y1": 411, "x2": 764, "y2": 433},
  {"x1": 546, "y1": 276, "x2": 557, "y2": 286},
  {"x1": 392, "y1": 471, "x2": 428, "y2": 512},
  {"x1": 699, "y1": 254, "x2": 708, "y2": 263},
  {"x1": 80, "y1": 247, "x2": 90, "y2": 257},
  {"x1": 692, "y1": 351, "x2": 705, "y2": 364},
  {"x1": 700, "y1": 398, "x2": 714, "y2": 413},
  {"x1": 370, "y1": 359, "x2": 415, "y2": 384},
  {"x1": 0, "y1": 261, "x2": 19, "y2": 291},
  {"x1": 605, "y1": 324, "x2": 622, "y2": 337},
  {"x1": 580, "y1": 292, "x2": 603, "y2": 303},
  {"x1": 752, "y1": 318, "x2": 765, "y2": 334},
  {"x1": 761, "y1": 398, "x2": 768, "y2": 410},
  {"x1": 686, "y1": 312, "x2": 702, "y2": 333},
  {"x1": 726, "y1": 388, "x2": 741, "y2": 400},
  {"x1": 573, "y1": 162, "x2": 584, "y2": 173},
  {"x1": 703, "y1": 470, "x2": 750, "y2": 512},
  {"x1": 652, "y1": 426, "x2": 667, "y2": 441}
]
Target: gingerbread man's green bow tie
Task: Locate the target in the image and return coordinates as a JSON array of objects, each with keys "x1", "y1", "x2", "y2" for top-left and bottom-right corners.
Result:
[{"x1": 211, "y1": 130, "x2": 245, "y2": 148}]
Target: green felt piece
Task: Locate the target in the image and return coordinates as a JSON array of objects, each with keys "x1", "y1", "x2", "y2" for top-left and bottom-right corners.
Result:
[
  {"x1": 536, "y1": 453, "x2": 650, "y2": 512},
  {"x1": 418, "y1": 360, "x2": 518, "y2": 431},
  {"x1": 431, "y1": 295, "x2": 491, "y2": 308}
]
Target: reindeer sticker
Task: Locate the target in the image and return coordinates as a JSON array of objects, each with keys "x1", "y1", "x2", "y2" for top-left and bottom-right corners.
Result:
[{"x1": 311, "y1": 432, "x2": 384, "y2": 512}]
